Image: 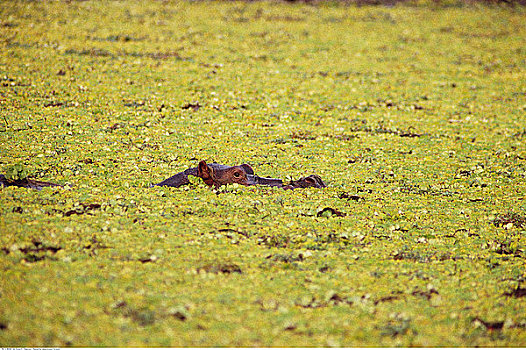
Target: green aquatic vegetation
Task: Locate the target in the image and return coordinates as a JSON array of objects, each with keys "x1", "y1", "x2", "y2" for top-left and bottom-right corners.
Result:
[
  {"x1": 1, "y1": 0, "x2": 526, "y2": 347},
  {"x1": 4, "y1": 163, "x2": 29, "y2": 181}
]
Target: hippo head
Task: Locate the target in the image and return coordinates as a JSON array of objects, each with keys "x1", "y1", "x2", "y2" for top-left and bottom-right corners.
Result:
[
  {"x1": 283, "y1": 174, "x2": 327, "y2": 190},
  {"x1": 198, "y1": 160, "x2": 257, "y2": 188}
]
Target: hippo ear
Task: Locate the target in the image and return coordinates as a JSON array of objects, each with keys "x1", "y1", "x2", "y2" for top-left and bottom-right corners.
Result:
[
  {"x1": 198, "y1": 160, "x2": 214, "y2": 185},
  {"x1": 309, "y1": 175, "x2": 327, "y2": 188},
  {"x1": 239, "y1": 164, "x2": 254, "y2": 175},
  {"x1": 305, "y1": 176, "x2": 316, "y2": 184}
]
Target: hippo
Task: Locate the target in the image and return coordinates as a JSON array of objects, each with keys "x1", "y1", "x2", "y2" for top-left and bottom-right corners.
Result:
[
  {"x1": 153, "y1": 160, "x2": 283, "y2": 188},
  {"x1": 282, "y1": 174, "x2": 327, "y2": 190},
  {"x1": 153, "y1": 160, "x2": 326, "y2": 190},
  {"x1": 0, "y1": 174, "x2": 63, "y2": 190}
]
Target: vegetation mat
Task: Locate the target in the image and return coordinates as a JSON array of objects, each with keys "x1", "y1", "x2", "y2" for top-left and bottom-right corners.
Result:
[{"x1": 1, "y1": 0, "x2": 525, "y2": 346}]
